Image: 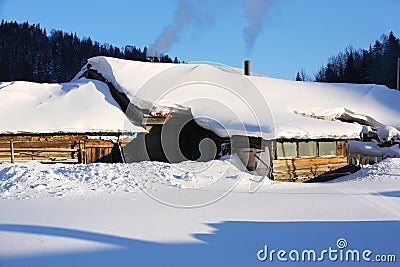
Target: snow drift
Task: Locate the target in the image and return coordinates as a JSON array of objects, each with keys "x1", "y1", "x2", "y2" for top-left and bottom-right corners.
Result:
[{"x1": 0, "y1": 155, "x2": 261, "y2": 200}]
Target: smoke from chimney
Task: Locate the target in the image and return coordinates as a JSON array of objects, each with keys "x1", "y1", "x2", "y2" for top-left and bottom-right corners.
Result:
[
  {"x1": 243, "y1": 0, "x2": 271, "y2": 55},
  {"x1": 149, "y1": 0, "x2": 197, "y2": 57},
  {"x1": 149, "y1": 0, "x2": 271, "y2": 58}
]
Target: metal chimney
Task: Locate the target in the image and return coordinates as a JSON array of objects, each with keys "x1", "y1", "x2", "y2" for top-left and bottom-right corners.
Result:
[{"x1": 244, "y1": 60, "x2": 250, "y2": 76}]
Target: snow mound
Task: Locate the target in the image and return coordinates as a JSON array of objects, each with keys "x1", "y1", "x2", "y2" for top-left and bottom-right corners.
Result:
[
  {"x1": 0, "y1": 156, "x2": 267, "y2": 200},
  {"x1": 332, "y1": 158, "x2": 400, "y2": 183}
]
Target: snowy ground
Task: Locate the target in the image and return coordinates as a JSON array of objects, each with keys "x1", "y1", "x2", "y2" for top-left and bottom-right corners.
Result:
[{"x1": 1, "y1": 158, "x2": 399, "y2": 266}]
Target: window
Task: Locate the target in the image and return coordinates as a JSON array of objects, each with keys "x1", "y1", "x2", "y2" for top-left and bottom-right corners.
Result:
[
  {"x1": 298, "y1": 141, "x2": 317, "y2": 157},
  {"x1": 319, "y1": 141, "x2": 337, "y2": 156},
  {"x1": 276, "y1": 140, "x2": 339, "y2": 159},
  {"x1": 276, "y1": 142, "x2": 297, "y2": 159}
]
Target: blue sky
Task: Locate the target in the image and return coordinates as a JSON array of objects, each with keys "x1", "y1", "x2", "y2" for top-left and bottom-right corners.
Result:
[{"x1": 1, "y1": 0, "x2": 399, "y2": 80}]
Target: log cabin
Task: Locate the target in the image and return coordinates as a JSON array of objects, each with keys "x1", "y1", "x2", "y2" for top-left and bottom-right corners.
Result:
[
  {"x1": 73, "y1": 56, "x2": 369, "y2": 182},
  {"x1": 0, "y1": 80, "x2": 145, "y2": 164},
  {"x1": 231, "y1": 137, "x2": 351, "y2": 182}
]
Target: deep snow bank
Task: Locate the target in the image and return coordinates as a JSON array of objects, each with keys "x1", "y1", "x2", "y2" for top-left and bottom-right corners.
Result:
[{"x1": 0, "y1": 155, "x2": 264, "y2": 200}]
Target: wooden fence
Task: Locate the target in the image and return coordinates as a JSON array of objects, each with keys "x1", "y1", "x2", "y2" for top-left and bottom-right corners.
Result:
[
  {"x1": 0, "y1": 136, "x2": 124, "y2": 164},
  {"x1": 348, "y1": 153, "x2": 385, "y2": 166}
]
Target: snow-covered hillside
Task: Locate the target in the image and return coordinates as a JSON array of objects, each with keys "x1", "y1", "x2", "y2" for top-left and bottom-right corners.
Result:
[{"x1": 74, "y1": 56, "x2": 400, "y2": 139}]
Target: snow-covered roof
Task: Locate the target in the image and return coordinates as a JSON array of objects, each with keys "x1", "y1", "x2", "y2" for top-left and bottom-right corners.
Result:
[
  {"x1": 73, "y1": 56, "x2": 400, "y2": 140},
  {"x1": 0, "y1": 79, "x2": 145, "y2": 134}
]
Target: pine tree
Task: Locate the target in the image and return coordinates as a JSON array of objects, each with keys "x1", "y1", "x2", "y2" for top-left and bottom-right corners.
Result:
[
  {"x1": 382, "y1": 31, "x2": 400, "y2": 88},
  {"x1": 344, "y1": 52, "x2": 357, "y2": 82},
  {"x1": 0, "y1": 21, "x2": 180, "y2": 82},
  {"x1": 360, "y1": 48, "x2": 373, "y2": 84},
  {"x1": 295, "y1": 71, "x2": 302, "y2": 81},
  {"x1": 314, "y1": 32, "x2": 400, "y2": 88}
]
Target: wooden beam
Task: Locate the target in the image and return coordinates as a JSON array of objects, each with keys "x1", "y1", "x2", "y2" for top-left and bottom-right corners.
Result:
[
  {"x1": 142, "y1": 117, "x2": 167, "y2": 125},
  {"x1": 0, "y1": 148, "x2": 78, "y2": 153},
  {"x1": 11, "y1": 158, "x2": 79, "y2": 164},
  {"x1": 10, "y1": 140, "x2": 14, "y2": 163},
  {"x1": 78, "y1": 141, "x2": 83, "y2": 164},
  {"x1": 118, "y1": 143, "x2": 126, "y2": 163}
]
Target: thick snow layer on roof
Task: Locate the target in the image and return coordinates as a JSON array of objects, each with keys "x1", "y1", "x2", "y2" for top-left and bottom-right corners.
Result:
[
  {"x1": 348, "y1": 140, "x2": 400, "y2": 158},
  {"x1": 377, "y1": 125, "x2": 400, "y2": 142},
  {"x1": 74, "y1": 56, "x2": 400, "y2": 139},
  {"x1": 0, "y1": 79, "x2": 145, "y2": 134}
]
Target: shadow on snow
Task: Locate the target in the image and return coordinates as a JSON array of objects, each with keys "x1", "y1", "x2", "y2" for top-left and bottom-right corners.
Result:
[{"x1": 0, "y1": 220, "x2": 399, "y2": 267}]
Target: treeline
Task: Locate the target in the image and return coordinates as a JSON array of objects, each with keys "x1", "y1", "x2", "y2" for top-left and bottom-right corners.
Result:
[
  {"x1": 307, "y1": 32, "x2": 400, "y2": 89},
  {"x1": 0, "y1": 20, "x2": 180, "y2": 83}
]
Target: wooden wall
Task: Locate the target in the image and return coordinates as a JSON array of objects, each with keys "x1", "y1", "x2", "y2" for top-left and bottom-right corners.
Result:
[
  {"x1": 272, "y1": 140, "x2": 349, "y2": 182},
  {"x1": 0, "y1": 135, "x2": 121, "y2": 164},
  {"x1": 272, "y1": 156, "x2": 348, "y2": 182},
  {"x1": 85, "y1": 139, "x2": 122, "y2": 163}
]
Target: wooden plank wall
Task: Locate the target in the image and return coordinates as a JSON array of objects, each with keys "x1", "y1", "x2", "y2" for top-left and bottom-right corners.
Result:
[
  {"x1": 272, "y1": 157, "x2": 348, "y2": 182},
  {"x1": 272, "y1": 140, "x2": 349, "y2": 182},
  {"x1": 85, "y1": 140, "x2": 121, "y2": 163},
  {"x1": 0, "y1": 135, "x2": 121, "y2": 164}
]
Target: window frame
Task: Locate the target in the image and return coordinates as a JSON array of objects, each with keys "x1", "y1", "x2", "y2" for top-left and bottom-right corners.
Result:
[
  {"x1": 276, "y1": 141, "x2": 297, "y2": 159},
  {"x1": 318, "y1": 141, "x2": 338, "y2": 157},
  {"x1": 275, "y1": 140, "x2": 339, "y2": 159},
  {"x1": 298, "y1": 141, "x2": 318, "y2": 158}
]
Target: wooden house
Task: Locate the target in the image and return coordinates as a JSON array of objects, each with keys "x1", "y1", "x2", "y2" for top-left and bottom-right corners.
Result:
[
  {"x1": 0, "y1": 80, "x2": 144, "y2": 164},
  {"x1": 80, "y1": 65, "x2": 226, "y2": 164},
  {"x1": 231, "y1": 137, "x2": 351, "y2": 182},
  {"x1": 74, "y1": 57, "x2": 367, "y2": 182}
]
